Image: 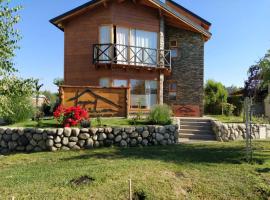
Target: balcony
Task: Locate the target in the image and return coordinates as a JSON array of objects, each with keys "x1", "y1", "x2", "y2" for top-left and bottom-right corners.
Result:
[{"x1": 93, "y1": 43, "x2": 171, "y2": 73}]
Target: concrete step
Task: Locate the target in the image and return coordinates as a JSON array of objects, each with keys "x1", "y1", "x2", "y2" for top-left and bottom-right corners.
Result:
[
  {"x1": 179, "y1": 133, "x2": 216, "y2": 140},
  {"x1": 180, "y1": 118, "x2": 211, "y2": 123},
  {"x1": 178, "y1": 138, "x2": 217, "y2": 143},
  {"x1": 180, "y1": 124, "x2": 212, "y2": 131},
  {"x1": 180, "y1": 121, "x2": 212, "y2": 126},
  {"x1": 179, "y1": 128, "x2": 214, "y2": 135}
]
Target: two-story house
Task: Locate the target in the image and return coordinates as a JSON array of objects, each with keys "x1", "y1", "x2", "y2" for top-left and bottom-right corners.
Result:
[{"x1": 50, "y1": 0, "x2": 212, "y2": 117}]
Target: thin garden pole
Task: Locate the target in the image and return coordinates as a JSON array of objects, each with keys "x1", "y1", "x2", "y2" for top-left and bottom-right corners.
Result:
[
  {"x1": 245, "y1": 97, "x2": 250, "y2": 162},
  {"x1": 129, "y1": 178, "x2": 132, "y2": 200}
]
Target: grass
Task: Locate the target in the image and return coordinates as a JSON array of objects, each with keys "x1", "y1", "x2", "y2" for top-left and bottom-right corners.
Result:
[
  {"x1": 207, "y1": 115, "x2": 270, "y2": 124},
  {"x1": 0, "y1": 141, "x2": 269, "y2": 199},
  {"x1": 4, "y1": 117, "x2": 149, "y2": 128}
]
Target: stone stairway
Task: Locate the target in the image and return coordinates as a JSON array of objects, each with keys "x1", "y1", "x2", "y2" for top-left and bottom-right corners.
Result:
[{"x1": 178, "y1": 118, "x2": 216, "y2": 143}]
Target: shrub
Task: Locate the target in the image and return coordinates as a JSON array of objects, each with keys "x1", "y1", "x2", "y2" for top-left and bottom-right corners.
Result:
[
  {"x1": 148, "y1": 104, "x2": 172, "y2": 125},
  {"x1": 0, "y1": 96, "x2": 35, "y2": 124},
  {"x1": 204, "y1": 80, "x2": 228, "y2": 114},
  {"x1": 53, "y1": 106, "x2": 89, "y2": 127},
  {"x1": 223, "y1": 103, "x2": 236, "y2": 116}
]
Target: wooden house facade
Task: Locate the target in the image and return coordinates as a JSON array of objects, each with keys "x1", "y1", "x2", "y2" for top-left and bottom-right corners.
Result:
[{"x1": 51, "y1": 0, "x2": 212, "y2": 117}]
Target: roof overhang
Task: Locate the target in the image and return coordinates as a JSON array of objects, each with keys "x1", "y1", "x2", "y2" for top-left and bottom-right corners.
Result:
[{"x1": 50, "y1": 0, "x2": 211, "y2": 40}]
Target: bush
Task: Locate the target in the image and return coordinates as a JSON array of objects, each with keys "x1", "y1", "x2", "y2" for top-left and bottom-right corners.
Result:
[
  {"x1": 223, "y1": 103, "x2": 236, "y2": 116},
  {"x1": 148, "y1": 104, "x2": 172, "y2": 125},
  {"x1": 0, "y1": 96, "x2": 35, "y2": 124},
  {"x1": 227, "y1": 96, "x2": 243, "y2": 116},
  {"x1": 204, "y1": 80, "x2": 228, "y2": 114},
  {"x1": 53, "y1": 106, "x2": 89, "y2": 127}
]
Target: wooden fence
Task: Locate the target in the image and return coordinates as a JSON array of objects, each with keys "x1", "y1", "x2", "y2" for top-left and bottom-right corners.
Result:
[{"x1": 60, "y1": 85, "x2": 129, "y2": 117}]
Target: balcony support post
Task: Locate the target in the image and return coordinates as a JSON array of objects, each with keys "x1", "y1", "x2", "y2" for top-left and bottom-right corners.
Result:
[{"x1": 159, "y1": 15, "x2": 165, "y2": 105}]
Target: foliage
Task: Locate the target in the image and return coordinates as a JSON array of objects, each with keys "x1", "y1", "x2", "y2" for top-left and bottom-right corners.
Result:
[
  {"x1": 0, "y1": 95, "x2": 35, "y2": 124},
  {"x1": 33, "y1": 79, "x2": 44, "y2": 123},
  {"x1": 41, "y1": 90, "x2": 59, "y2": 116},
  {"x1": 53, "y1": 106, "x2": 89, "y2": 127},
  {"x1": 0, "y1": 1, "x2": 37, "y2": 124},
  {"x1": 0, "y1": 0, "x2": 22, "y2": 75},
  {"x1": 204, "y1": 80, "x2": 228, "y2": 114},
  {"x1": 260, "y1": 50, "x2": 270, "y2": 88},
  {"x1": 227, "y1": 95, "x2": 243, "y2": 116},
  {"x1": 244, "y1": 49, "x2": 270, "y2": 100},
  {"x1": 0, "y1": 76, "x2": 35, "y2": 123},
  {"x1": 222, "y1": 103, "x2": 236, "y2": 116},
  {"x1": 226, "y1": 86, "x2": 244, "y2": 116},
  {"x1": 148, "y1": 104, "x2": 172, "y2": 125},
  {"x1": 53, "y1": 78, "x2": 64, "y2": 87}
]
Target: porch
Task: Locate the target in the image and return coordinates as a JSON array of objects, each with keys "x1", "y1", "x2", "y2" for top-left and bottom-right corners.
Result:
[{"x1": 60, "y1": 85, "x2": 161, "y2": 117}]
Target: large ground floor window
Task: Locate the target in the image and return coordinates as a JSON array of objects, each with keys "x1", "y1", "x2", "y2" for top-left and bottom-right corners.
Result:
[
  {"x1": 99, "y1": 78, "x2": 158, "y2": 109},
  {"x1": 130, "y1": 80, "x2": 157, "y2": 109}
]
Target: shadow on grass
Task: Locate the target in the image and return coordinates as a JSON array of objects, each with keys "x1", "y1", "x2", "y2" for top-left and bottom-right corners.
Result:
[{"x1": 62, "y1": 143, "x2": 270, "y2": 165}]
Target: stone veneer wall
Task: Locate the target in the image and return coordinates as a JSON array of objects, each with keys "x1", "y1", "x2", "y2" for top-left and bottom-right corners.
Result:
[
  {"x1": 164, "y1": 26, "x2": 204, "y2": 116},
  {"x1": 0, "y1": 125, "x2": 179, "y2": 154},
  {"x1": 211, "y1": 120, "x2": 270, "y2": 142}
]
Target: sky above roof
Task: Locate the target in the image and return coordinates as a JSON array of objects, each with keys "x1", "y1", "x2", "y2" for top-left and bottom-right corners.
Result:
[{"x1": 10, "y1": 0, "x2": 270, "y2": 92}]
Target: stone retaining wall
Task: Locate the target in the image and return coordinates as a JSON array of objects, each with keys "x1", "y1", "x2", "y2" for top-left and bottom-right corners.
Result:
[
  {"x1": 0, "y1": 125, "x2": 179, "y2": 154},
  {"x1": 211, "y1": 120, "x2": 270, "y2": 142}
]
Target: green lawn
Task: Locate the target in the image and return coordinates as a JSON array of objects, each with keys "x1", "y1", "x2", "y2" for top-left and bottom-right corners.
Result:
[
  {"x1": 0, "y1": 141, "x2": 269, "y2": 199},
  {"x1": 207, "y1": 115, "x2": 270, "y2": 124},
  {"x1": 4, "y1": 118, "x2": 149, "y2": 128}
]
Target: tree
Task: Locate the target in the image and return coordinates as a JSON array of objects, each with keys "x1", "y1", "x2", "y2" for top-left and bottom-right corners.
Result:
[
  {"x1": 260, "y1": 50, "x2": 270, "y2": 88},
  {"x1": 204, "y1": 80, "x2": 228, "y2": 115},
  {"x1": 53, "y1": 78, "x2": 64, "y2": 87},
  {"x1": 0, "y1": 0, "x2": 22, "y2": 75},
  {"x1": 0, "y1": 1, "x2": 35, "y2": 123},
  {"x1": 244, "y1": 49, "x2": 270, "y2": 100}
]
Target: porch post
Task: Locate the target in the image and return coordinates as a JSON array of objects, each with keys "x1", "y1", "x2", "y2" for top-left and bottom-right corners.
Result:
[{"x1": 159, "y1": 16, "x2": 165, "y2": 105}]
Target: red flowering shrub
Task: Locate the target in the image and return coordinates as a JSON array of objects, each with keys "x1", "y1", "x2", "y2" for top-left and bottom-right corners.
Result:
[{"x1": 53, "y1": 105, "x2": 89, "y2": 127}]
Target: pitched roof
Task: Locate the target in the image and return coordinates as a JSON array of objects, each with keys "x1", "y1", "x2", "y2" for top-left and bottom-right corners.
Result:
[{"x1": 50, "y1": 0, "x2": 211, "y2": 39}]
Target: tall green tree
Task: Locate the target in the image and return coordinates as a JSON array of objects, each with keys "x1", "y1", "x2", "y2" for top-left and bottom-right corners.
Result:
[
  {"x1": 204, "y1": 80, "x2": 228, "y2": 114},
  {"x1": 0, "y1": 1, "x2": 35, "y2": 123},
  {"x1": 0, "y1": 0, "x2": 22, "y2": 75}
]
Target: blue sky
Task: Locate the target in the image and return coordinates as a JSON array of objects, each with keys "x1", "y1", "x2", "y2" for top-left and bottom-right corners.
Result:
[{"x1": 10, "y1": 0, "x2": 270, "y2": 92}]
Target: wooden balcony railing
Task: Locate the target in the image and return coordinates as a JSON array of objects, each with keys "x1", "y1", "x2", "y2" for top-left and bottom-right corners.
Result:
[{"x1": 93, "y1": 43, "x2": 171, "y2": 69}]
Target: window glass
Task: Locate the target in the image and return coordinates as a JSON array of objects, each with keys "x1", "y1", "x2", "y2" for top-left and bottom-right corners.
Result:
[
  {"x1": 171, "y1": 49, "x2": 178, "y2": 58},
  {"x1": 99, "y1": 26, "x2": 112, "y2": 63},
  {"x1": 99, "y1": 78, "x2": 110, "y2": 87},
  {"x1": 130, "y1": 80, "x2": 157, "y2": 109},
  {"x1": 113, "y1": 79, "x2": 127, "y2": 87},
  {"x1": 169, "y1": 82, "x2": 177, "y2": 91},
  {"x1": 169, "y1": 92, "x2": 177, "y2": 100},
  {"x1": 169, "y1": 81, "x2": 177, "y2": 100}
]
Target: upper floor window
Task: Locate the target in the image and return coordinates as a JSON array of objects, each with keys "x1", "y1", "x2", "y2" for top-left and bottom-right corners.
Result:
[{"x1": 98, "y1": 25, "x2": 158, "y2": 65}]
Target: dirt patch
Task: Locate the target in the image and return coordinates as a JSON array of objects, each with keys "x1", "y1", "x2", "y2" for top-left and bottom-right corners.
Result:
[
  {"x1": 70, "y1": 175, "x2": 95, "y2": 186},
  {"x1": 133, "y1": 190, "x2": 147, "y2": 200}
]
